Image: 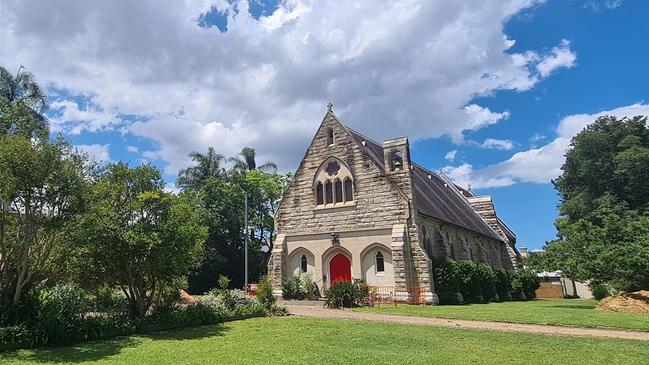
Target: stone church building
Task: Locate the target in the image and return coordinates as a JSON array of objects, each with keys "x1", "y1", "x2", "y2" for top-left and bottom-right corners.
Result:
[{"x1": 268, "y1": 106, "x2": 519, "y2": 303}]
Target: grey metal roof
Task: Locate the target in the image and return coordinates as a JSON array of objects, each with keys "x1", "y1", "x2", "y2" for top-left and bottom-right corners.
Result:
[
  {"x1": 346, "y1": 127, "x2": 502, "y2": 241},
  {"x1": 412, "y1": 165, "x2": 501, "y2": 240}
]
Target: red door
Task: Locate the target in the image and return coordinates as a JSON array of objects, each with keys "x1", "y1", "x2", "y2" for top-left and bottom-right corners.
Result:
[{"x1": 329, "y1": 253, "x2": 351, "y2": 286}]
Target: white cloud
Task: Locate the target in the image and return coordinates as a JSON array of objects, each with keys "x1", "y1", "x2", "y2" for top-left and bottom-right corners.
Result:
[
  {"x1": 536, "y1": 39, "x2": 577, "y2": 78},
  {"x1": 444, "y1": 149, "x2": 458, "y2": 161},
  {"x1": 529, "y1": 132, "x2": 546, "y2": 142},
  {"x1": 0, "y1": 0, "x2": 575, "y2": 176},
  {"x1": 49, "y1": 100, "x2": 123, "y2": 135},
  {"x1": 481, "y1": 138, "x2": 515, "y2": 150},
  {"x1": 76, "y1": 144, "x2": 110, "y2": 162},
  {"x1": 443, "y1": 103, "x2": 649, "y2": 189},
  {"x1": 126, "y1": 145, "x2": 139, "y2": 153},
  {"x1": 584, "y1": 0, "x2": 623, "y2": 12}
]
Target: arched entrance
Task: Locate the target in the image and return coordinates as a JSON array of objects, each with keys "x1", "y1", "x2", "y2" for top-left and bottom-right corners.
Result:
[{"x1": 329, "y1": 253, "x2": 352, "y2": 286}]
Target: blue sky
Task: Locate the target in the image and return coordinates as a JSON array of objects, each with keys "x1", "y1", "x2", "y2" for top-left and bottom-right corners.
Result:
[{"x1": 1, "y1": 0, "x2": 647, "y2": 250}]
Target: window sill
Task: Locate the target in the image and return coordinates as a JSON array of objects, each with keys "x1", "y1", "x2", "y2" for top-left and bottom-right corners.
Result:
[{"x1": 314, "y1": 201, "x2": 356, "y2": 211}]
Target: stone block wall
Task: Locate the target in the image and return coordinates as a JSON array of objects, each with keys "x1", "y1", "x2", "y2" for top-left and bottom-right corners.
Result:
[{"x1": 467, "y1": 196, "x2": 518, "y2": 269}]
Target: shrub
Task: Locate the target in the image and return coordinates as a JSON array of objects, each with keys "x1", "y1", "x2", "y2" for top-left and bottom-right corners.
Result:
[
  {"x1": 0, "y1": 325, "x2": 30, "y2": 346},
  {"x1": 509, "y1": 271, "x2": 525, "y2": 300},
  {"x1": 281, "y1": 274, "x2": 304, "y2": 299},
  {"x1": 32, "y1": 283, "x2": 93, "y2": 345},
  {"x1": 302, "y1": 274, "x2": 318, "y2": 299},
  {"x1": 476, "y1": 263, "x2": 497, "y2": 302},
  {"x1": 93, "y1": 284, "x2": 127, "y2": 312},
  {"x1": 200, "y1": 289, "x2": 263, "y2": 318},
  {"x1": 153, "y1": 276, "x2": 187, "y2": 310},
  {"x1": 518, "y1": 268, "x2": 540, "y2": 300},
  {"x1": 281, "y1": 273, "x2": 317, "y2": 300},
  {"x1": 325, "y1": 281, "x2": 368, "y2": 308},
  {"x1": 271, "y1": 305, "x2": 289, "y2": 316},
  {"x1": 432, "y1": 259, "x2": 462, "y2": 304},
  {"x1": 493, "y1": 267, "x2": 512, "y2": 301},
  {"x1": 144, "y1": 302, "x2": 222, "y2": 327},
  {"x1": 456, "y1": 260, "x2": 483, "y2": 303},
  {"x1": 592, "y1": 283, "x2": 610, "y2": 300},
  {"x1": 256, "y1": 276, "x2": 275, "y2": 311},
  {"x1": 25, "y1": 283, "x2": 136, "y2": 346},
  {"x1": 217, "y1": 275, "x2": 231, "y2": 291}
]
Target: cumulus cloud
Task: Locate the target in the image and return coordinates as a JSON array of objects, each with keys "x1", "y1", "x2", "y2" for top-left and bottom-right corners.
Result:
[
  {"x1": 536, "y1": 40, "x2": 577, "y2": 78},
  {"x1": 444, "y1": 149, "x2": 458, "y2": 161},
  {"x1": 0, "y1": 0, "x2": 575, "y2": 176},
  {"x1": 443, "y1": 103, "x2": 649, "y2": 189},
  {"x1": 529, "y1": 132, "x2": 546, "y2": 142},
  {"x1": 126, "y1": 145, "x2": 139, "y2": 153},
  {"x1": 481, "y1": 138, "x2": 515, "y2": 150},
  {"x1": 76, "y1": 144, "x2": 111, "y2": 162},
  {"x1": 50, "y1": 100, "x2": 123, "y2": 135}
]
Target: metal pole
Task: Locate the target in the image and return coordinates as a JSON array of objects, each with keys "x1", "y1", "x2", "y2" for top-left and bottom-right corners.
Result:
[{"x1": 244, "y1": 193, "x2": 249, "y2": 291}]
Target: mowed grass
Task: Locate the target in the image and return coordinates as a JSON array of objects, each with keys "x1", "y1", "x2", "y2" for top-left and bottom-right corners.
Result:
[
  {"x1": 356, "y1": 299, "x2": 649, "y2": 331},
  {"x1": 2, "y1": 317, "x2": 649, "y2": 365}
]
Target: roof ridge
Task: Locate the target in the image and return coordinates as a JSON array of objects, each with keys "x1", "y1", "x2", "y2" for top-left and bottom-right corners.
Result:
[{"x1": 345, "y1": 126, "x2": 385, "y2": 148}]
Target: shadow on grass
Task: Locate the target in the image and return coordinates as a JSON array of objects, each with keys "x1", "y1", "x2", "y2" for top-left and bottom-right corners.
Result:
[
  {"x1": 0, "y1": 324, "x2": 229, "y2": 364},
  {"x1": 142, "y1": 323, "x2": 230, "y2": 341}
]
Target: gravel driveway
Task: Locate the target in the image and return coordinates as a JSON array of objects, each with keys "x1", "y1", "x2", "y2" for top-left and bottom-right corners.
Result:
[{"x1": 286, "y1": 304, "x2": 649, "y2": 341}]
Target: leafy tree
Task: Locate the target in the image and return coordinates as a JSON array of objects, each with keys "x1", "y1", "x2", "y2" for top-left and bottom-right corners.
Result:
[
  {"x1": 538, "y1": 115, "x2": 649, "y2": 292},
  {"x1": 177, "y1": 147, "x2": 288, "y2": 293},
  {"x1": 553, "y1": 115, "x2": 649, "y2": 221},
  {"x1": 74, "y1": 163, "x2": 207, "y2": 318},
  {"x1": 0, "y1": 136, "x2": 88, "y2": 313}
]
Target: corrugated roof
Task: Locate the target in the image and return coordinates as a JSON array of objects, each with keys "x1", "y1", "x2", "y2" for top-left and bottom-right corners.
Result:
[
  {"x1": 412, "y1": 165, "x2": 501, "y2": 240},
  {"x1": 346, "y1": 126, "x2": 501, "y2": 241}
]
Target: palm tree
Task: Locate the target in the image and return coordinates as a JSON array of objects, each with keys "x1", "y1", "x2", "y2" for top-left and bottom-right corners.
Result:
[
  {"x1": 0, "y1": 66, "x2": 47, "y2": 113},
  {"x1": 0, "y1": 66, "x2": 48, "y2": 138},
  {"x1": 229, "y1": 147, "x2": 277, "y2": 173},
  {"x1": 176, "y1": 147, "x2": 226, "y2": 189}
]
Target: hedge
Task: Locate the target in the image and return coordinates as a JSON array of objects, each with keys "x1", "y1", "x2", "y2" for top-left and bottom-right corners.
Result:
[{"x1": 432, "y1": 259, "x2": 538, "y2": 305}]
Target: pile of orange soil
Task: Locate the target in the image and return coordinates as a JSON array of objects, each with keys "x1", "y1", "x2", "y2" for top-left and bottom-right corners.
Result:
[
  {"x1": 179, "y1": 289, "x2": 196, "y2": 304},
  {"x1": 596, "y1": 290, "x2": 649, "y2": 314}
]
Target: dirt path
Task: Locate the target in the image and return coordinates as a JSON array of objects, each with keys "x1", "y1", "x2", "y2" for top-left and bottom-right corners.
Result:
[{"x1": 286, "y1": 304, "x2": 649, "y2": 341}]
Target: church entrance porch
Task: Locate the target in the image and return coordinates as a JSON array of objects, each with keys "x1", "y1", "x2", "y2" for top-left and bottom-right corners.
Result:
[{"x1": 329, "y1": 253, "x2": 352, "y2": 286}]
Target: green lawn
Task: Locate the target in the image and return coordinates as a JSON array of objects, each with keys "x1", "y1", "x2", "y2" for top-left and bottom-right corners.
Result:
[
  {"x1": 2, "y1": 317, "x2": 649, "y2": 364},
  {"x1": 356, "y1": 299, "x2": 649, "y2": 331}
]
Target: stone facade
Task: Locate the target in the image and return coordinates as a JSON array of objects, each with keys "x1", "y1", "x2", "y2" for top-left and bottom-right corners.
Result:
[{"x1": 268, "y1": 108, "x2": 518, "y2": 303}]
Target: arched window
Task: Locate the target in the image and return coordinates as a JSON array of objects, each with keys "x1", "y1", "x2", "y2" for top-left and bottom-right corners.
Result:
[
  {"x1": 391, "y1": 150, "x2": 403, "y2": 171},
  {"x1": 327, "y1": 128, "x2": 334, "y2": 145},
  {"x1": 334, "y1": 179, "x2": 343, "y2": 203},
  {"x1": 325, "y1": 180, "x2": 333, "y2": 204},
  {"x1": 316, "y1": 182, "x2": 324, "y2": 205},
  {"x1": 344, "y1": 178, "x2": 353, "y2": 201},
  {"x1": 313, "y1": 158, "x2": 354, "y2": 207},
  {"x1": 300, "y1": 255, "x2": 308, "y2": 273},
  {"x1": 375, "y1": 251, "x2": 385, "y2": 273}
]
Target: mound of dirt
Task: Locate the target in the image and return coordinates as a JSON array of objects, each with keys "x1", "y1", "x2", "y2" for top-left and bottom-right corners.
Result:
[
  {"x1": 596, "y1": 290, "x2": 649, "y2": 314},
  {"x1": 179, "y1": 289, "x2": 196, "y2": 304}
]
